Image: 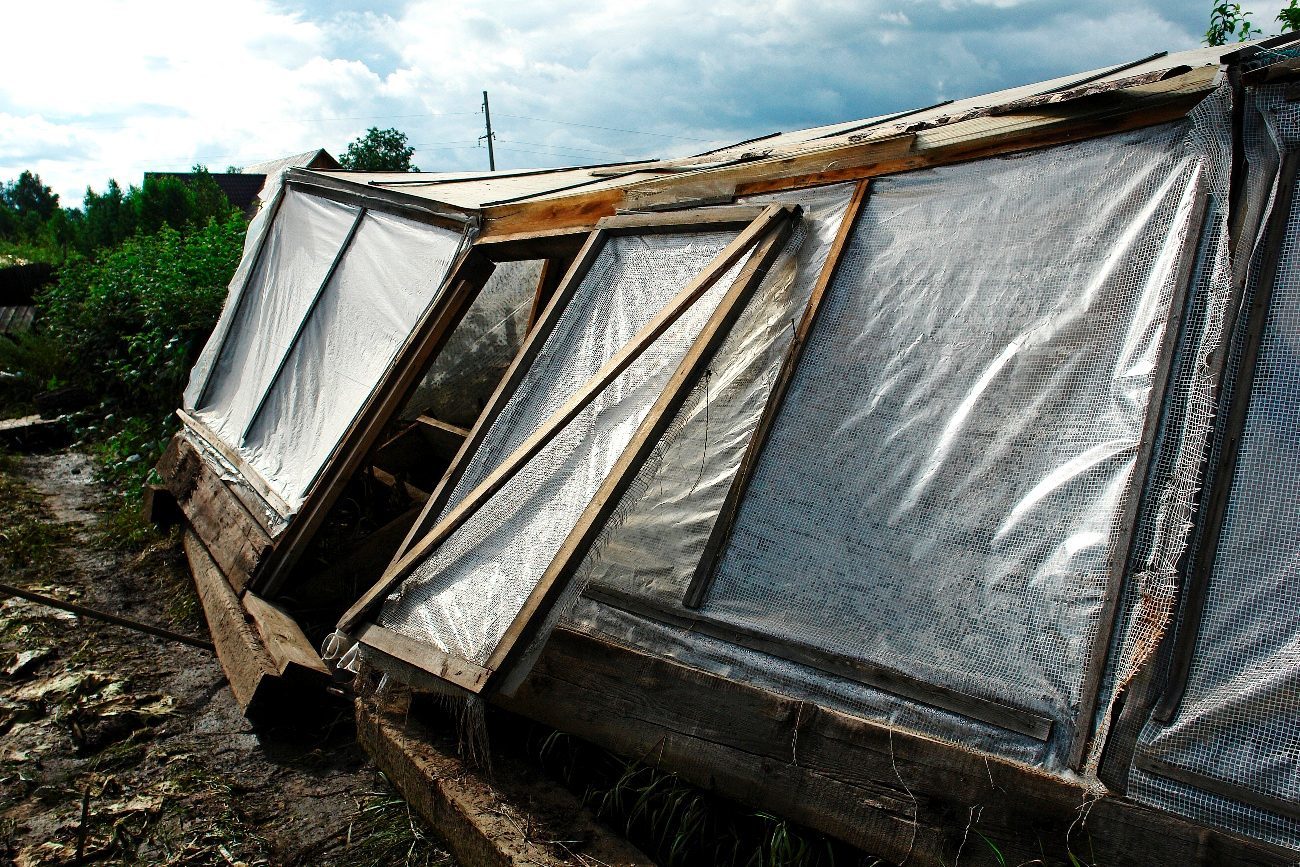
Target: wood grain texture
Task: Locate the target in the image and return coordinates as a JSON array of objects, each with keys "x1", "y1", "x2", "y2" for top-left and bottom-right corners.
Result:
[
  {"x1": 158, "y1": 435, "x2": 272, "y2": 593},
  {"x1": 182, "y1": 530, "x2": 277, "y2": 713},
  {"x1": 494, "y1": 627, "x2": 1296, "y2": 867},
  {"x1": 243, "y1": 591, "x2": 330, "y2": 680}
]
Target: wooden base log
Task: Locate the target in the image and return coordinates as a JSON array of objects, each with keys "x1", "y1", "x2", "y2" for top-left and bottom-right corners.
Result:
[
  {"x1": 493, "y1": 628, "x2": 1297, "y2": 867},
  {"x1": 183, "y1": 531, "x2": 330, "y2": 718},
  {"x1": 355, "y1": 692, "x2": 653, "y2": 867}
]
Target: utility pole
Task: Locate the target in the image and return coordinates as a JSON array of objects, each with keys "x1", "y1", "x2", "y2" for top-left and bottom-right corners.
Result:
[{"x1": 480, "y1": 90, "x2": 496, "y2": 171}]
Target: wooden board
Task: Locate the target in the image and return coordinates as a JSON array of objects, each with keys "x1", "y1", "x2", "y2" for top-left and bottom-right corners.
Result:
[
  {"x1": 182, "y1": 530, "x2": 278, "y2": 713},
  {"x1": 159, "y1": 435, "x2": 272, "y2": 593},
  {"x1": 243, "y1": 591, "x2": 330, "y2": 681},
  {"x1": 493, "y1": 627, "x2": 1296, "y2": 867}
]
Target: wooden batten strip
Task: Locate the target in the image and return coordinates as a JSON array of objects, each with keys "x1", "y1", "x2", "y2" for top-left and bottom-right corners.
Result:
[
  {"x1": 175, "y1": 409, "x2": 293, "y2": 519},
  {"x1": 486, "y1": 213, "x2": 799, "y2": 682},
  {"x1": 684, "y1": 179, "x2": 871, "y2": 610},
  {"x1": 356, "y1": 624, "x2": 491, "y2": 693},
  {"x1": 1135, "y1": 754, "x2": 1300, "y2": 824},
  {"x1": 240, "y1": 207, "x2": 367, "y2": 444},
  {"x1": 1152, "y1": 152, "x2": 1300, "y2": 725},
  {"x1": 586, "y1": 586, "x2": 1053, "y2": 741},
  {"x1": 340, "y1": 205, "x2": 792, "y2": 634},
  {"x1": 1067, "y1": 171, "x2": 1212, "y2": 769},
  {"x1": 388, "y1": 228, "x2": 612, "y2": 569}
]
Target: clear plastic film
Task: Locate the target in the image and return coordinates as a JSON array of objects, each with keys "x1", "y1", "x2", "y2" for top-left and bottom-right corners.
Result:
[
  {"x1": 377, "y1": 231, "x2": 753, "y2": 666},
  {"x1": 571, "y1": 184, "x2": 854, "y2": 605},
  {"x1": 401, "y1": 259, "x2": 541, "y2": 429},
  {"x1": 1128, "y1": 81, "x2": 1300, "y2": 851},
  {"x1": 699, "y1": 121, "x2": 1218, "y2": 765}
]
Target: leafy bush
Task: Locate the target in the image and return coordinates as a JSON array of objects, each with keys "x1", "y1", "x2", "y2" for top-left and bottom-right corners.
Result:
[
  {"x1": 0, "y1": 332, "x2": 69, "y2": 417},
  {"x1": 39, "y1": 213, "x2": 245, "y2": 419}
]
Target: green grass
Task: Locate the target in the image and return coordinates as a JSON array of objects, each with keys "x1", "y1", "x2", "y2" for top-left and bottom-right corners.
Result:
[{"x1": 0, "y1": 464, "x2": 71, "y2": 577}]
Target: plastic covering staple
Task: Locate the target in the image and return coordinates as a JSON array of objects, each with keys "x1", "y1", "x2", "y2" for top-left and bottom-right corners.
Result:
[
  {"x1": 376, "y1": 230, "x2": 755, "y2": 667},
  {"x1": 1127, "y1": 81, "x2": 1300, "y2": 852}
]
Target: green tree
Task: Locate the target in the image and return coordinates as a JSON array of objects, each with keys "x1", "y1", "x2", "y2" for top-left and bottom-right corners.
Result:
[
  {"x1": 1279, "y1": 0, "x2": 1300, "y2": 32},
  {"x1": 339, "y1": 127, "x2": 420, "y2": 171},
  {"x1": 2, "y1": 171, "x2": 59, "y2": 221},
  {"x1": 1206, "y1": 2, "x2": 1262, "y2": 44}
]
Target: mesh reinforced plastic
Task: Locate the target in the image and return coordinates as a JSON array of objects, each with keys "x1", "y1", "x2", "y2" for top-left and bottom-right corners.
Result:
[{"x1": 378, "y1": 231, "x2": 752, "y2": 665}]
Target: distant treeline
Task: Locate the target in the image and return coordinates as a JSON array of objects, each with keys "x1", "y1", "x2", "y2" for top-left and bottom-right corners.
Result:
[{"x1": 1, "y1": 167, "x2": 242, "y2": 261}]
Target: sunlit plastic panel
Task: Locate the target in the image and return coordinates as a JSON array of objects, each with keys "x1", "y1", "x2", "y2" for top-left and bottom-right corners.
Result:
[
  {"x1": 702, "y1": 123, "x2": 1212, "y2": 735},
  {"x1": 1131, "y1": 161, "x2": 1300, "y2": 849},
  {"x1": 379, "y1": 231, "x2": 751, "y2": 666},
  {"x1": 240, "y1": 209, "x2": 463, "y2": 510},
  {"x1": 192, "y1": 189, "x2": 359, "y2": 451}
]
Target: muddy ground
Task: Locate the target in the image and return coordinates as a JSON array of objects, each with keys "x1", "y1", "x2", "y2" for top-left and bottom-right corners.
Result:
[{"x1": 0, "y1": 449, "x2": 455, "y2": 866}]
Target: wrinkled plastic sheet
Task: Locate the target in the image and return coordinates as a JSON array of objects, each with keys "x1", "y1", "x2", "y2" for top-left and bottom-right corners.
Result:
[
  {"x1": 378, "y1": 230, "x2": 753, "y2": 667},
  {"x1": 401, "y1": 259, "x2": 540, "y2": 429},
  {"x1": 558, "y1": 114, "x2": 1230, "y2": 770},
  {"x1": 1129, "y1": 82, "x2": 1300, "y2": 851},
  {"x1": 571, "y1": 184, "x2": 853, "y2": 605},
  {"x1": 186, "y1": 187, "x2": 465, "y2": 511}
]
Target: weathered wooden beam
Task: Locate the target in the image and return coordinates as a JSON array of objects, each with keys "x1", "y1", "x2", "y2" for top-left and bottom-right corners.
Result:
[
  {"x1": 243, "y1": 591, "x2": 330, "y2": 681},
  {"x1": 355, "y1": 694, "x2": 654, "y2": 867},
  {"x1": 182, "y1": 529, "x2": 279, "y2": 713},
  {"x1": 493, "y1": 627, "x2": 1295, "y2": 867},
  {"x1": 159, "y1": 435, "x2": 272, "y2": 593}
]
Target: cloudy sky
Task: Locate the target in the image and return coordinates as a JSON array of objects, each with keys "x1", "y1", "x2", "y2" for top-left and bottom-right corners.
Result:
[{"x1": 0, "y1": 1, "x2": 1282, "y2": 204}]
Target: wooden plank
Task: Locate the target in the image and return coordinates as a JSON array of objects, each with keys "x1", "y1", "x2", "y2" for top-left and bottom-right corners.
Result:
[
  {"x1": 356, "y1": 624, "x2": 491, "y2": 693},
  {"x1": 525, "y1": 256, "x2": 568, "y2": 330},
  {"x1": 182, "y1": 529, "x2": 278, "y2": 713},
  {"x1": 1135, "y1": 754, "x2": 1300, "y2": 824},
  {"x1": 474, "y1": 225, "x2": 590, "y2": 263},
  {"x1": 284, "y1": 171, "x2": 475, "y2": 231},
  {"x1": 242, "y1": 591, "x2": 330, "y2": 680},
  {"x1": 388, "y1": 229, "x2": 612, "y2": 569},
  {"x1": 158, "y1": 434, "x2": 273, "y2": 593},
  {"x1": 1067, "y1": 173, "x2": 1212, "y2": 769},
  {"x1": 341, "y1": 205, "x2": 793, "y2": 634},
  {"x1": 485, "y1": 213, "x2": 800, "y2": 683},
  {"x1": 593, "y1": 204, "x2": 764, "y2": 232},
  {"x1": 254, "y1": 246, "x2": 496, "y2": 597},
  {"x1": 493, "y1": 626, "x2": 1296, "y2": 867},
  {"x1": 356, "y1": 695, "x2": 655, "y2": 867},
  {"x1": 586, "y1": 586, "x2": 1052, "y2": 742},
  {"x1": 684, "y1": 179, "x2": 871, "y2": 610},
  {"x1": 1153, "y1": 152, "x2": 1300, "y2": 725},
  {"x1": 479, "y1": 77, "x2": 1211, "y2": 239}
]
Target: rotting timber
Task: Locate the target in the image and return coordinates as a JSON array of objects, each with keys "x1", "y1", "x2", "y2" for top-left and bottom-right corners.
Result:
[{"x1": 154, "y1": 39, "x2": 1300, "y2": 867}]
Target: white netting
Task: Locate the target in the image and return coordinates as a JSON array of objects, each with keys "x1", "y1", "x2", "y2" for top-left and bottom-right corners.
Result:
[
  {"x1": 378, "y1": 231, "x2": 752, "y2": 666},
  {"x1": 1129, "y1": 80, "x2": 1300, "y2": 852}
]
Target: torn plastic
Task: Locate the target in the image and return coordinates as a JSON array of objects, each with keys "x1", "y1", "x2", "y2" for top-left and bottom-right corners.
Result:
[
  {"x1": 1128, "y1": 81, "x2": 1300, "y2": 851},
  {"x1": 377, "y1": 230, "x2": 756, "y2": 667}
]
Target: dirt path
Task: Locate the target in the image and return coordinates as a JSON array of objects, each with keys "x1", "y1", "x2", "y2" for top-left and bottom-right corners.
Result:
[{"x1": 0, "y1": 449, "x2": 454, "y2": 866}]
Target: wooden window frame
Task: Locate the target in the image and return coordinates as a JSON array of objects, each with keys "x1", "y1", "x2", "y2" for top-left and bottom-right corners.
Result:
[{"x1": 339, "y1": 204, "x2": 800, "y2": 694}]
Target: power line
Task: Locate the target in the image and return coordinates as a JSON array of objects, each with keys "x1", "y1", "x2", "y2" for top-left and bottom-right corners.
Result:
[{"x1": 494, "y1": 113, "x2": 712, "y2": 142}]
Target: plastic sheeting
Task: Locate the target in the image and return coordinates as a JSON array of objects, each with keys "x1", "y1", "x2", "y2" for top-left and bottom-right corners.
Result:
[
  {"x1": 1129, "y1": 82, "x2": 1300, "y2": 851},
  {"x1": 378, "y1": 230, "x2": 754, "y2": 666},
  {"x1": 401, "y1": 259, "x2": 540, "y2": 429},
  {"x1": 572, "y1": 184, "x2": 853, "y2": 605},
  {"x1": 697, "y1": 121, "x2": 1218, "y2": 759},
  {"x1": 187, "y1": 187, "x2": 465, "y2": 511}
]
